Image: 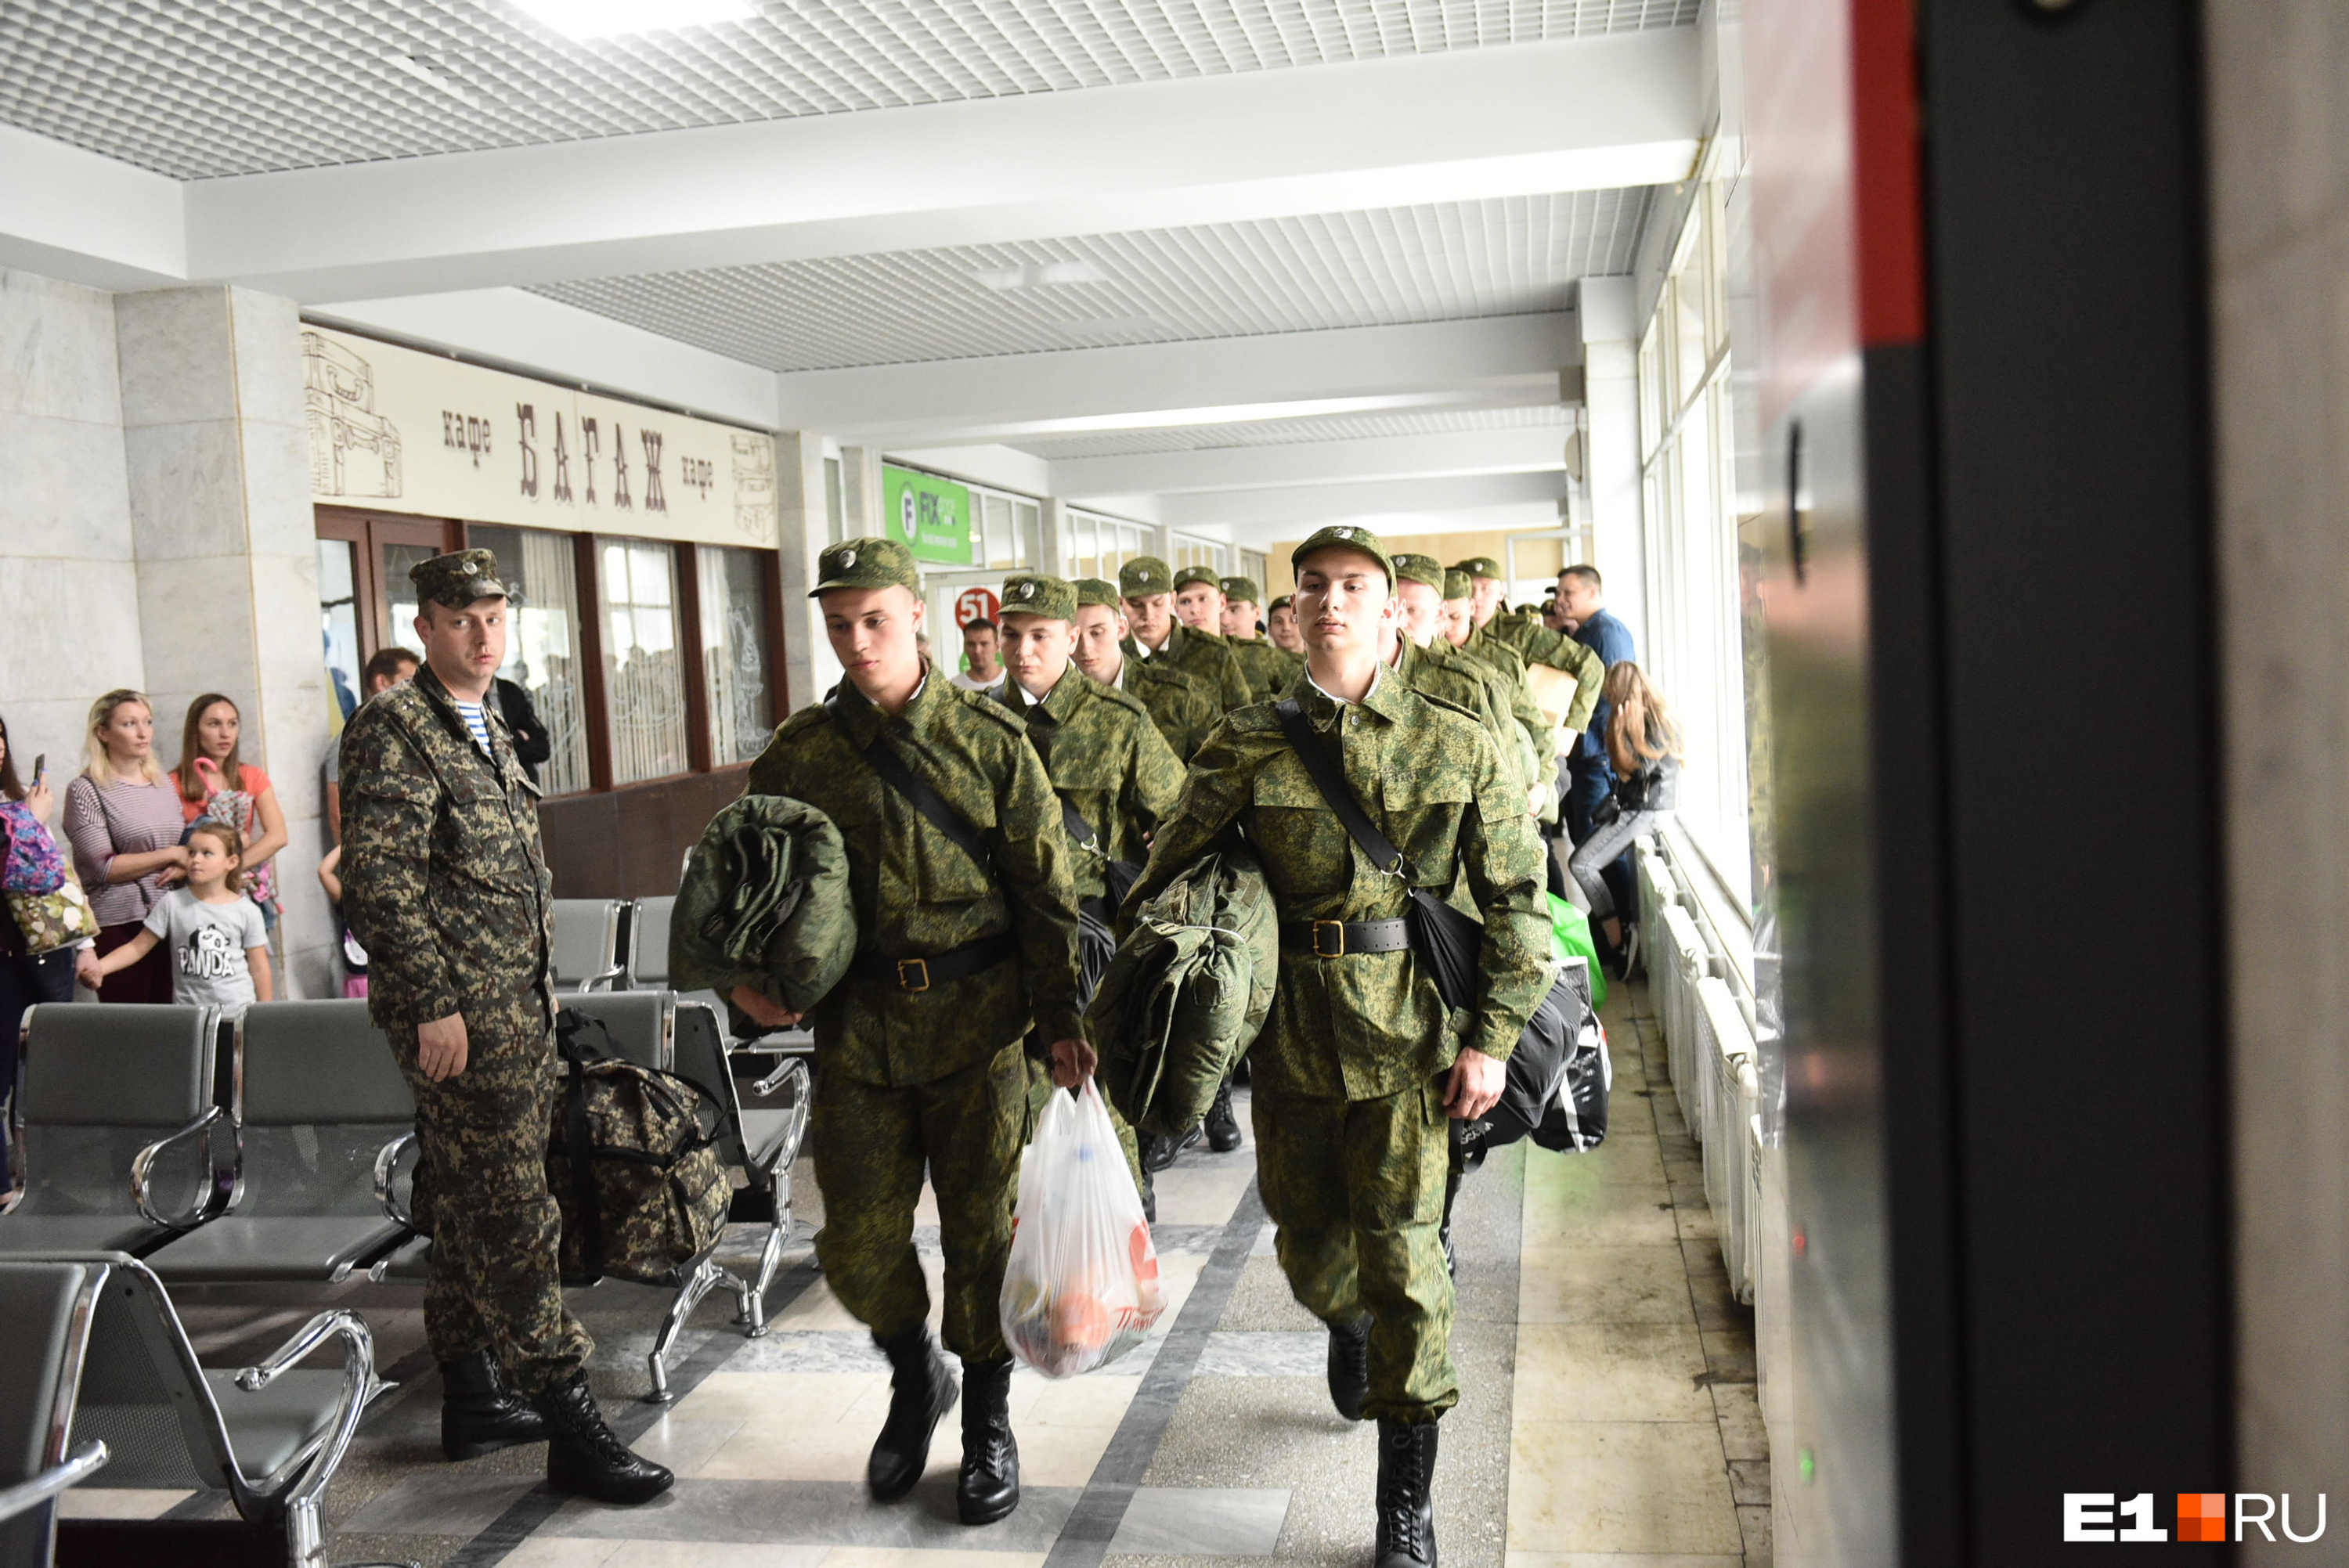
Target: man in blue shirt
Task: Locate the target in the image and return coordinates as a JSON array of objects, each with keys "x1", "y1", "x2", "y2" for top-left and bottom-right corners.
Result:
[{"x1": 1557, "y1": 563, "x2": 1636, "y2": 838}]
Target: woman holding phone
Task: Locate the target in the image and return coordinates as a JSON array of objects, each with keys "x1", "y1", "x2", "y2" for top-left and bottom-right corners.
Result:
[{"x1": 1, "y1": 712, "x2": 104, "y2": 1048}]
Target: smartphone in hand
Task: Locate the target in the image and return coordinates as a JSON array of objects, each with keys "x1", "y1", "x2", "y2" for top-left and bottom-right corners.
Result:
[{"x1": 31, "y1": 753, "x2": 44, "y2": 784}]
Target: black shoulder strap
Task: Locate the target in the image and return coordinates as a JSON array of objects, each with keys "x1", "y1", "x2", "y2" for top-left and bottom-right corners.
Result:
[
  {"x1": 826, "y1": 692, "x2": 991, "y2": 873},
  {"x1": 1058, "y1": 793, "x2": 1106, "y2": 860},
  {"x1": 1271, "y1": 697, "x2": 1406, "y2": 877}
]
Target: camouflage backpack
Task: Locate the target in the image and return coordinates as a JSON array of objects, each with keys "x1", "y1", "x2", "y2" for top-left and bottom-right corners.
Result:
[{"x1": 545, "y1": 1009, "x2": 731, "y2": 1288}]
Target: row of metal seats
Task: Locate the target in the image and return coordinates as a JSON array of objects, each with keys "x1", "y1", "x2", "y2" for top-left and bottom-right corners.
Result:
[{"x1": 556, "y1": 892, "x2": 817, "y2": 1059}]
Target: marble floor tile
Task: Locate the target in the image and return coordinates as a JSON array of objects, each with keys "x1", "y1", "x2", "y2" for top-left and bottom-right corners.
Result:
[
  {"x1": 1521, "y1": 1170, "x2": 1680, "y2": 1248},
  {"x1": 1507, "y1": 1421, "x2": 1744, "y2": 1556},
  {"x1": 601, "y1": 1544, "x2": 830, "y2": 1567},
  {"x1": 1514, "y1": 1325, "x2": 1716, "y2": 1423},
  {"x1": 340, "y1": 1472, "x2": 539, "y2": 1535},
  {"x1": 1192, "y1": 1329, "x2": 1327, "y2": 1378},
  {"x1": 539, "y1": 1478, "x2": 1081, "y2": 1552},
  {"x1": 1710, "y1": 1382, "x2": 1768, "y2": 1462},
  {"x1": 502, "y1": 1541, "x2": 622, "y2": 1567},
  {"x1": 727, "y1": 1330, "x2": 893, "y2": 1374},
  {"x1": 1518, "y1": 1245, "x2": 1696, "y2": 1325},
  {"x1": 1106, "y1": 1486, "x2": 1291, "y2": 1555},
  {"x1": 823, "y1": 1552, "x2": 1049, "y2": 1568},
  {"x1": 631, "y1": 1412, "x2": 751, "y2": 1476},
  {"x1": 1149, "y1": 1159, "x2": 1258, "y2": 1226},
  {"x1": 56, "y1": 1489, "x2": 192, "y2": 1519},
  {"x1": 1504, "y1": 1555, "x2": 1742, "y2": 1567}
]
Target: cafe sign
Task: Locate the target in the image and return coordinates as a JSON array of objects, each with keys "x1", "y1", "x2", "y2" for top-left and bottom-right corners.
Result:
[{"x1": 303, "y1": 324, "x2": 779, "y2": 548}]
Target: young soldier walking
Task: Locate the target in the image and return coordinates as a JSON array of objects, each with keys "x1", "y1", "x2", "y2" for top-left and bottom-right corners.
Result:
[
  {"x1": 1073, "y1": 578, "x2": 1224, "y2": 762},
  {"x1": 341, "y1": 549, "x2": 671, "y2": 1505},
  {"x1": 1127, "y1": 526, "x2": 1550, "y2": 1567},
  {"x1": 1218, "y1": 573, "x2": 1301, "y2": 700},
  {"x1": 731, "y1": 538, "x2": 1088, "y2": 1526},
  {"x1": 1120, "y1": 556, "x2": 1254, "y2": 712}
]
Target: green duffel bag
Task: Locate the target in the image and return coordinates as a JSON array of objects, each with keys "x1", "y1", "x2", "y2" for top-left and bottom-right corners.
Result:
[
  {"x1": 671, "y1": 793, "x2": 856, "y2": 1018},
  {"x1": 1088, "y1": 842, "x2": 1278, "y2": 1138},
  {"x1": 1546, "y1": 892, "x2": 1606, "y2": 1010}
]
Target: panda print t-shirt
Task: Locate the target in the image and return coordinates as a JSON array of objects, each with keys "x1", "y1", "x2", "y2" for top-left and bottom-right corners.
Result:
[{"x1": 141, "y1": 888, "x2": 268, "y2": 1006}]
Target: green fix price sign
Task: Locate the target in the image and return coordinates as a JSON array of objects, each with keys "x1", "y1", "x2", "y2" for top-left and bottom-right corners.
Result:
[{"x1": 882, "y1": 465, "x2": 974, "y2": 565}]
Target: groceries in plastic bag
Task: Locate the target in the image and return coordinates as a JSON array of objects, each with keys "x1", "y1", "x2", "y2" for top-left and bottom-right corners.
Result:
[{"x1": 1000, "y1": 1080, "x2": 1166, "y2": 1377}]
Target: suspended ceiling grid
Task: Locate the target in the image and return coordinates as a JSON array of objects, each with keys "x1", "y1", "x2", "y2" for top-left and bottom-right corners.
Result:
[
  {"x1": 530, "y1": 189, "x2": 1650, "y2": 371},
  {"x1": 0, "y1": 0, "x2": 1701, "y2": 179}
]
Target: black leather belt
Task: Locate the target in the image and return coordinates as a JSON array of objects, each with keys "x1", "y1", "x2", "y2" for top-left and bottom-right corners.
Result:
[
  {"x1": 1280, "y1": 917, "x2": 1412, "y2": 957},
  {"x1": 849, "y1": 934, "x2": 1018, "y2": 993}
]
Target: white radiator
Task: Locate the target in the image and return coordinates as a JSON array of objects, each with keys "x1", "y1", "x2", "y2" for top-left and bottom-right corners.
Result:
[
  {"x1": 1660, "y1": 904, "x2": 1710, "y2": 1138},
  {"x1": 1636, "y1": 841, "x2": 1677, "y2": 982},
  {"x1": 1737, "y1": 1105, "x2": 1764, "y2": 1307},
  {"x1": 1697, "y1": 975, "x2": 1759, "y2": 1296}
]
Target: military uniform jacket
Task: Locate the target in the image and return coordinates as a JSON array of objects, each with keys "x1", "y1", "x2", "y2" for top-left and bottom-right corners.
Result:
[
  {"x1": 1129, "y1": 676, "x2": 1550, "y2": 1103},
  {"x1": 1480, "y1": 614, "x2": 1604, "y2": 734},
  {"x1": 1226, "y1": 637, "x2": 1296, "y2": 704},
  {"x1": 339, "y1": 665, "x2": 554, "y2": 1034},
  {"x1": 1122, "y1": 658, "x2": 1225, "y2": 762},
  {"x1": 997, "y1": 671, "x2": 1186, "y2": 904},
  {"x1": 1123, "y1": 622, "x2": 1254, "y2": 712},
  {"x1": 1456, "y1": 625, "x2": 1564, "y2": 794},
  {"x1": 746, "y1": 670, "x2": 1086, "y2": 1087},
  {"x1": 1391, "y1": 638, "x2": 1534, "y2": 796}
]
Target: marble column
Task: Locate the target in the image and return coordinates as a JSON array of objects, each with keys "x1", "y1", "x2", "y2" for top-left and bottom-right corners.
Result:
[
  {"x1": 1578, "y1": 276, "x2": 1650, "y2": 653},
  {"x1": 774, "y1": 431, "x2": 840, "y2": 711},
  {"x1": 115, "y1": 286, "x2": 334, "y2": 998}
]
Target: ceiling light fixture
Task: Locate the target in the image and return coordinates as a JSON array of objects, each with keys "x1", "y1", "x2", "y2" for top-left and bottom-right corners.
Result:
[
  {"x1": 971, "y1": 261, "x2": 1110, "y2": 291},
  {"x1": 510, "y1": 0, "x2": 758, "y2": 41}
]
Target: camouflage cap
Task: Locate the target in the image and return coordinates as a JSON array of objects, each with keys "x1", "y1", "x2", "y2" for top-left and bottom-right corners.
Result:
[
  {"x1": 1119, "y1": 556, "x2": 1174, "y2": 597},
  {"x1": 1291, "y1": 524, "x2": 1394, "y2": 585},
  {"x1": 998, "y1": 573, "x2": 1077, "y2": 622},
  {"x1": 410, "y1": 548, "x2": 508, "y2": 609},
  {"x1": 1391, "y1": 553, "x2": 1446, "y2": 590},
  {"x1": 1268, "y1": 594, "x2": 1294, "y2": 613},
  {"x1": 1172, "y1": 565, "x2": 1221, "y2": 592},
  {"x1": 1443, "y1": 568, "x2": 1474, "y2": 601},
  {"x1": 810, "y1": 535, "x2": 918, "y2": 597},
  {"x1": 1075, "y1": 578, "x2": 1123, "y2": 610},
  {"x1": 1219, "y1": 575, "x2": 1261, "y2": 604},
  {"x1": 1453, "y1": 554, "x2": 1504, "y2": 580}
]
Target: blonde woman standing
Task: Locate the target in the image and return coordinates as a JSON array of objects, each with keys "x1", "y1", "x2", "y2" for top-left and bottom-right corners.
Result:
[
  {"x1": 62, "y1": 690, "x2": 189, "y2": 1003},
  {"x1": 1566, "y1": 661, "x2": 1683, "y2": 972}
]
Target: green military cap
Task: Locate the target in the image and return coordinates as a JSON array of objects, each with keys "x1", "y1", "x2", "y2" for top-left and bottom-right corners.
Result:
[
  {"x1": 1291, "y1": 524, "x2": 1394, "y2": 584},
  {"x1": 1452, "y1": 554, "x2": 1504, "y2": 580},
  {"x1": 1172, "y1": 564, "x2": 1221, "y2": 592},
  {"x1": 1119, "y1": 556, "x2": 1174, "y2": 597},
  {"x1": 1219, "y1": 575, "x2": 1261, "y2": 604},
  {"x1": 1443, "y1": 568, "x2": 1474, "y2": 601},
  {"x1": 1075, "y1": 577, "x2": 1122, "y2": 610},
  {"x1": 1391, "y1": 553, "x2": 1446, "y2": 590},
  {"x1": 1269, "y1": 594, "x2": 1294, "y2": 612},
  {"x1": 998, "y1": 572, "x2": 1077, "y2": 621},
  {"x1": 410, "y1": 547, "x2": 508, "y2": 608},
  {"x1": 810, "y1": 535, "x2": 918, "y2": 597}
]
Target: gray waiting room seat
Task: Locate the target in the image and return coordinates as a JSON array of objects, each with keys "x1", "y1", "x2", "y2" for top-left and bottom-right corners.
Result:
[
  {"x1": 0, "y1": 1004, "x2": 236, "y2": 1256},
  {"x1": 145, "y1": 1000, "x2": 417, "y2": 1285},
  {"x1": 550, "y1": 897, "x2": 627, "y2": 993},
  {"x1": 0, "y1": 1260, "x2": 112, "y2": 1568}
]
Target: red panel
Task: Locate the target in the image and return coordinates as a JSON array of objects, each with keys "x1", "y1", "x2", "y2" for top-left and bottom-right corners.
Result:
[{"x1": 1852, "y1": 0, "x2": 1926, "y2": 348}]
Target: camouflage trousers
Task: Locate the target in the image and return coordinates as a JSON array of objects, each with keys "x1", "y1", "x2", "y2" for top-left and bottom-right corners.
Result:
[
  {"x1": 1254, "y1": 1077, "x2": 1457, "y2": 1422},
  {"x1": 394, "y1": 1015, "x2": 592, "y2": 1397},
  {"x1": 1023, "y1": 1056, "x2": 1146, "y2": 1194},
  {"x1": 811, "y1": 1038, "x2": 1029, "y2": 1361}
]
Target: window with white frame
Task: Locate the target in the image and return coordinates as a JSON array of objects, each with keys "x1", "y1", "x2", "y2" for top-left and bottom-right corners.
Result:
[
  {"x1": 1171, "y1": 533, "x2": 1227, "y2": 575},
  {"x1": 1063, "y1": 510, "x2": 1156, "y2": 582},
  {"x1": 1637, "y1": 178, "x2": 1752, "y2": 906}
]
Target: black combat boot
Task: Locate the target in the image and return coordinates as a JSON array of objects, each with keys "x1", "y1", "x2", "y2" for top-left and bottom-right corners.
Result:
[
  {"x1": 956, "y1": 1357, "x2": 1021, "y2": 1524},
  {"x1": 440, "y1": 1349, "x2": 550, "y2": 1461},
  {"x1": 532, "y1": 1371, "x2": 673, "y2": 1505},
  {"x1": 1203, "y1": 1079, "x2": 1243, "y2": 1153},
  {"x1": 1140, "y1": 1126, "x2": 1197, "y2": 1174},
  {"x1": 1326, "y1": 1314, "x2": 1370, "y2": 1422},
  {"x1": 1373, "y1": 1418, "x2": 1440, "y2": 1567},
  {"x1": 868, "y1": 1326, "x2": 958, "y2": 1501}
]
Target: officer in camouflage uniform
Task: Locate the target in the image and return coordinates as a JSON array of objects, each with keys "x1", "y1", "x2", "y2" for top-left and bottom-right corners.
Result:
[
  {"x1": 1073, "y1": 577, "x2": 1225, "y2": 761},
  {"x1": 1218, "y1": 574, "x2": 1302, "y2": 700},
  {"x1": 341, "y1": 549, "x2": 671, "y2": 1505},
  {"x1": 1120, "y1": 556, "x2": 1254, "y2": 712},
  {"x1": 1128, "y1": 525, "x2": 1549, "y2": 1568},
  {"x1": 733, "y1": 538, "x2": 1085, "y2": 1527},
  {"x1": 995, "y1": 572, "x2": 1187, "y2": 1192}
]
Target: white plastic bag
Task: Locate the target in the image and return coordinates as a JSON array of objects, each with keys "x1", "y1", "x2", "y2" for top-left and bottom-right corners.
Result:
[{"x1": 999, "y1": 1080, "x2": 1166, "y2": 1377}]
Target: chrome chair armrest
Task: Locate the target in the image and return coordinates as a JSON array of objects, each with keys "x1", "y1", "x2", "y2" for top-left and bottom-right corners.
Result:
[
  {"x1": 749, "y1": 1055, "x2": 807, "y2": 1101},
  {"x1": 130, "y1": 1105, "x2": 235, "y2": 1228},
  {"x1": 373, "y1": 1131, "x2": 418, "y2": 1227},
  {"x1": 234, "y1": 1308, "x2": 377, "y2": 1516},
  {"x1": 745, "y1": 1058, "x2": 811, "y2": 1173},
  {"x1": 0, "y1": 1440, "x2": 108, "y2": 1524},
  {"x1": 577, "y1": 962, "x2": 627, "y2": 993}
]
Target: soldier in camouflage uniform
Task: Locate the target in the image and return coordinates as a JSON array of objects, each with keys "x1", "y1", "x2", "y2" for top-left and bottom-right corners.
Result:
[
  {"x1": 1384, "y1": 554, "x2": 1538, "y2": 802},
  {"x1": 1267, "y1": 593, "x2": 1304, "y2": 655},
  {"x1": 731, "y1": 537, "x2": 1085, "y2": 1527},
  {"x1": 1439, "y1": 568, "x2": 1570, "y2": 825},
  {"x1": 1072, "y1": 578, "x2": 1225, "y2": 761},
  {"x1": 1127, "y1": 525, "x2": 1550, "y2": 1568},
  {"x1": 341, "y1": 549, "x2": 672, "y2": 1505},
  {"x1": 995, "y1": 572, "x2": 1186, "y2": 1192},
  {"x1": 1120, "y1": 556, "x2": 1254, "y2": 712},
  {"x1": 1453, "y1": 553, "x2": 1604, "y2": 739},
  {"x1": 1218, "y1": 574, "x2": 1302, "y2": 700}
]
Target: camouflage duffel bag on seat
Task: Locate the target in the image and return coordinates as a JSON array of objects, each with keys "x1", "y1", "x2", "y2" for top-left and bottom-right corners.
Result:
[{"x1": 546, "y1": 1008, "x2": 732, "y2": 1288}]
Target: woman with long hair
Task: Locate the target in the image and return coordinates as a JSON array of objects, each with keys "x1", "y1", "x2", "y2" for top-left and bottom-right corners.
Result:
[
  {"x1": 1567, "y1": 661, "x2": 1683, "y2": 971},
  {"x1": 60, "y1": 690, "x2": 189, "y2": 1004},
  {"x1": 171, "y1": 693, "x2": 288, "y2": 932}
]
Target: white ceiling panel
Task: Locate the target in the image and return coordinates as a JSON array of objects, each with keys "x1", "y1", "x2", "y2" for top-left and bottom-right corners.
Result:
[
  {"x1": 529, "y1": 189, "x2": 1651, "y2": 370},
  {"x1": 0, "y1": 0, "x2": 1701, "y2": 180},
  {"x1": 1015, "y1": 402, "x2": 1568, "y2": 459}
]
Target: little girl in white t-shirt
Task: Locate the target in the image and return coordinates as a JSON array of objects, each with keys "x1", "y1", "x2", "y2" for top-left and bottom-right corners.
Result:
[{"x1": 91, "y1": 820, "x2": 273, "y2": 1005}]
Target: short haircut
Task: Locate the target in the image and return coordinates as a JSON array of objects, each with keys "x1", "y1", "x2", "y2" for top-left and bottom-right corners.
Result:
[
  {"x1": 363, "y1": 647, "x2": 417, "y2": 685},
  {"x1": 962, "y1": 618, "x2": 998, "y2": 634},
  {"x1": 1561, "y1": 564, "x2": 1604, "y2": 591}
]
